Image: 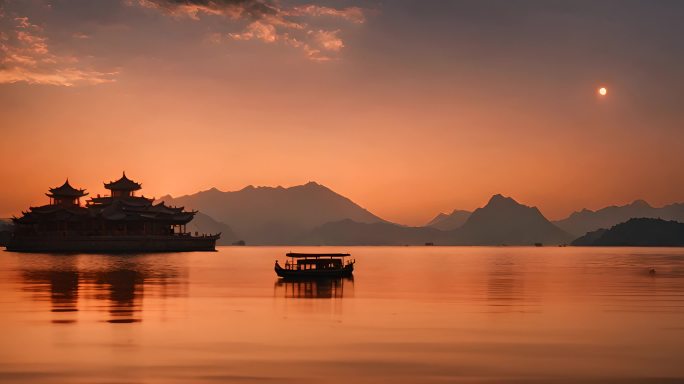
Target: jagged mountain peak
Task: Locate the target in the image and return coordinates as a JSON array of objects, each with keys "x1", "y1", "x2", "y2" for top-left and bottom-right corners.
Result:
[
  {"x1": 293, "y1": 181, "x2": 330, "y2": 192},
  {"x1": 158, "y1": 194, "x2": 174, "y2": 201},
  {"x1": 630, "y1": 199, "x2": 651, "y2": 208},
  {"x1": 426, "y1": 209, "x2": 471, "y2": 230},
  {"x1": 458, "y1": 194, "x2": 571, "y2": 245},
  {"x1": 161, "y1": 181, "x2": 385, "y2": 244},
  {"x1": 431, "y1": 212, "x2": 449, "y2": 221},
  {"x1": 485, "y1": 194, "x2": 521, "y2": 208}
]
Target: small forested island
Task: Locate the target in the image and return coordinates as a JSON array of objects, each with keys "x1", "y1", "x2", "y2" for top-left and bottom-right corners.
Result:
[{"x1": 572, "y1": 218, "x2": 684, "y2": 246}]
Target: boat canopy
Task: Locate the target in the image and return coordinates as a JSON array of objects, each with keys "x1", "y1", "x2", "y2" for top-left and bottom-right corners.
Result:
[{"x1": 286, "y1": 253, "x2": 350, "y2": 258}]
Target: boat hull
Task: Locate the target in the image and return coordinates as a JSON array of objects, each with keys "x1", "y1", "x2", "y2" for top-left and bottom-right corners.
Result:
[
  {"x1": 275, "y1": 264, "x2": 354, "y2": 279},
  {"x1": 5, "y1": 234, "x2": 219, "y2": 253}
]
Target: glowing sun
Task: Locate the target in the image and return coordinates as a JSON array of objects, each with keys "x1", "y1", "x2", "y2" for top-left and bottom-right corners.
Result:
[{"x1": 598, "y1": 87, "x2": 607, "y2": 96}]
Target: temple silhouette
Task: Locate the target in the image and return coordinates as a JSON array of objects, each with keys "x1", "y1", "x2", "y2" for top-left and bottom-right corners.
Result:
[{"x1": 7, "y1": 173, "x2": 219, "y2": 252}]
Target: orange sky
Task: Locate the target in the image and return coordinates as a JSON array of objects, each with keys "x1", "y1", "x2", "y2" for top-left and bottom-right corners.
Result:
[{"x1": 1, "y1": 1, "x2": 683, "y2": 225}]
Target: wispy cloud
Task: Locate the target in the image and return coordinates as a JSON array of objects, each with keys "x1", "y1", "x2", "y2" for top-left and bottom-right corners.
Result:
[
  {"x1": 0, "y1": 10, "x2": 115, "y2": 86},
  {"x1": 72, "y1": 32, "x2": 91, "y2": 40},
  {"x1": 129, "y1": 0, "x2": 365, "y2": 61}
]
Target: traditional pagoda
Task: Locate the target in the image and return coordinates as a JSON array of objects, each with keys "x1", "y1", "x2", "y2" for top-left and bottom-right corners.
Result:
[
  {"x1": 47, "y1": 179, "x2": 88, "y2": 205},
  {"x1": 12, "y1": 179, "x2": 90, "y2": 237},
  {"x1": 7, "y1": 173, "x2": 219, "y2": 253}
]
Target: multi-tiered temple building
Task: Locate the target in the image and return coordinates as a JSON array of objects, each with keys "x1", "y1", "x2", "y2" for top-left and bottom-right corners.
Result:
[{"x1": 7, "y1": 173, "x2": 219, "y2": 252}]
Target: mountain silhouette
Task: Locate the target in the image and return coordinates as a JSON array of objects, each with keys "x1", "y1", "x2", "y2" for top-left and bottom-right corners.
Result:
[
  {"x1": 186, "y1": 212, "x2": 238, "y2": 245},
  {"x1": 554, "y1": 200, "x2": 684, "y2": 237},
  {"x1": 299, "y1": 194, "x2": 571, "y2": 245},
  {"x1": 301, "y1": 219, "x2": 446, "y2": 245},
  {"x1": 425, "y1": 209, "x2": 471, "y2": 230},
  {"x1": 451, "y1": 194, "x2": 573, "y2": 245},
  {"x1": 158, "y1": 186, "x2": 599, "y2": 246},
  {"x1": 160, "y1": 182, "x2": 384, "y2": 244},
  {"x1": 571, "y1": 218, "x2": 684, "y2": 246}
]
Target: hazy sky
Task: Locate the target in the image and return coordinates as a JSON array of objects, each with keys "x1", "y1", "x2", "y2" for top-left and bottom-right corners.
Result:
[{"x1": 1, "y1": 0, "x2": 683, "y2": 225}]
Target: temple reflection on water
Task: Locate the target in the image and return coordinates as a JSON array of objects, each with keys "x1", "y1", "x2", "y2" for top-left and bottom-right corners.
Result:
[{"x1": 20, "y1": 255, "x2": 187, "y2": 324}]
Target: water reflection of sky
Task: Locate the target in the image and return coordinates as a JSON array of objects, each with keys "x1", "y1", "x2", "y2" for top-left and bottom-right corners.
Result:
[{"x1": 1, "y1": 247, "x2": 684, "y2": 384}]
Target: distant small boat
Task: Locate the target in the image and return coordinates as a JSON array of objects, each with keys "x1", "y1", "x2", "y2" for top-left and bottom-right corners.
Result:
[{"x1": 275, "y1": 253, "x2": 355, "y2": 279}]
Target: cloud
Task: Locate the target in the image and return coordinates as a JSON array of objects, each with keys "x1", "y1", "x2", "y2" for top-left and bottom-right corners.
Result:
[
  {"x1": 129, "y1": 0, "x2": 365, "y2": 61},
  {"x1": 130, "y1": 0, "x2": 280, "y2": 20},
  {"x1": 0, "y1": 12, "x2": 115, "y2": 86},
  {"x1": 72, "y1": 32, "x2": 91, "y2": 39},
  {"x1": 312, "y1": 29, "x2": 343, "y2": 52},
  {"x1": 287, "y1": 5, "x2": 365, "y2": 24},
  {"x1": 229, "y1": 20, "x2": 279, "y2": 42}
]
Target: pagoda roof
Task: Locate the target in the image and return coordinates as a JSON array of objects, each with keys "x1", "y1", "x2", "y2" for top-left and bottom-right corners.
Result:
[
  {"x1": 149, "y1": 202, "x2": 186, "y2": 214},
  {"x1": 46, "y1": 179, "x2": 88, "y2": 198},
  {"x1": 97, "y1": 199, "x2": 196, "y2": 223},
  {"x1": 14, "y1": 204, "x2": 89, "y2": 223},
  {"x1": 88, "y1": 195, "x2": 154, "y2": 206},
  {"x1": 104, "y1": 172, "x2": 142, "y2": 191},
  {"x1": 28, "y1": 204, "x2": 89, "y2": 215}
]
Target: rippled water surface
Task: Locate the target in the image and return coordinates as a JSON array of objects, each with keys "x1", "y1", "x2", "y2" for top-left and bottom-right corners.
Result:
[{"x1": 1, "y1": 246, "x2": 683, "y2": 383}]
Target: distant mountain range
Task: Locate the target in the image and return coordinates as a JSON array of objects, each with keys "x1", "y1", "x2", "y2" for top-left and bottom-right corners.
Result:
[
  {"x1": 425, "y1": 209, "x2": 471, "y2": 230},
  {"x1": 553, "y1": 200, "x2": 684, "y2": 237},
  {"x1": 160, "y1": 183, "x2": 573, "y2": 245},
  {"x1": 572, "y1": 218, "x2": 684, "y2": 246},
  {"x1": 301, "y1": 219, "x2": 445, "y2": 245},
  {"x1": 303, "y1": 194, "x2": 572, "y2": 245},
  {"x1": 159, "y1": 182, "x2": 683, "y2": 246},
  {"x1": 159, "y1": 182, "x2": 384, "y2": 244}
]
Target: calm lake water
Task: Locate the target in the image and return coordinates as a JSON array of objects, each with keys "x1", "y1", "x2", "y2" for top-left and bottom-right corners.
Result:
[{"x1": 1, "y1": 246, "x2": 683, "y2": 383}]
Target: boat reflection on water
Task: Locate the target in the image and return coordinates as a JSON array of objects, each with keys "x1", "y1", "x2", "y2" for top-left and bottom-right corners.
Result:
[
  {"x1": 19, "y1": 254, "x2": 186, "y2": 324},
  {"x1": 274, "y1": 277, "x2": 354, "y2": 299}
]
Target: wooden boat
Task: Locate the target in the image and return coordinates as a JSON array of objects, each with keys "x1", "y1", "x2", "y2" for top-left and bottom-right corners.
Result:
[{"x1": 275, "y1": 253, "x2": 355, "y2": 279}]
